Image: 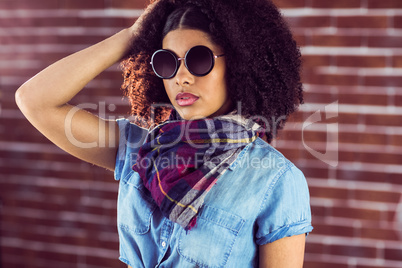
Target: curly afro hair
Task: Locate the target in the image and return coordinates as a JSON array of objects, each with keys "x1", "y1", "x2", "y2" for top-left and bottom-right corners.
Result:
[{"x1": 120, "y1": 0, "x2": 303, "y2": 143}]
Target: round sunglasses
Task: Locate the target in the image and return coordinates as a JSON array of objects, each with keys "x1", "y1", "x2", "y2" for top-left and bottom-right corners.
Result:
[{"x1": 150, "y1": 45, "x2": 225, "y2": 79}]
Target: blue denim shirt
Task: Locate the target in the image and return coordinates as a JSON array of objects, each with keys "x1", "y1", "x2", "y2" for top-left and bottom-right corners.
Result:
[{"x1": 114, "y1": 119, "x2": 313, "y2": 267}]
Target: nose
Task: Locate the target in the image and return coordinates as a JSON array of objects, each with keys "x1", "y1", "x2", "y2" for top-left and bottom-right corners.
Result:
[{"x1": 175, "y1": 58, "x2": 194, "y2": 86}]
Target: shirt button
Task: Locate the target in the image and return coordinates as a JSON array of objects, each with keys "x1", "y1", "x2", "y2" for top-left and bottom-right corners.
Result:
[{"x1": 161, "y1": 241, "x2": 166, "y2": 248}]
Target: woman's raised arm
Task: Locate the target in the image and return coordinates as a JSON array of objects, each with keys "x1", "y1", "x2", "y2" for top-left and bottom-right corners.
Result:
[{"x1": 15, "y1": 26, "x2": 136, "y2": 171}]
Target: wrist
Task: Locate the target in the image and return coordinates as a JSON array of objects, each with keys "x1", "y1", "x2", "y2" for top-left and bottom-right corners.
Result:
[{"x1": 104, "y1": 28, "x2": 134, "y2": 62}]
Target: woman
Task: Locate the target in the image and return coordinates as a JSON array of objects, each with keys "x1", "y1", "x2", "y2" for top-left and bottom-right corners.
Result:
[{"x1": 16, "y1": 0, "x2": 313, "y2": 267}]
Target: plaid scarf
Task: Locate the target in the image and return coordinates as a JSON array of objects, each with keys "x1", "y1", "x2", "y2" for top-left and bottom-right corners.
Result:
[{"x1": 132, "y1": 114, "x2": 263, "y2": 230}]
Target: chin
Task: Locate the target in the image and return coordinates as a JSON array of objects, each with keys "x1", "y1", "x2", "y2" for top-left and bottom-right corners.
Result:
[
  {"x1": 181, "y1": 114, "x2": 207, "y2": 120},
  {"x1": 173, "y1": 107, "x2": 194, "y2": 120},
  {"x1": 176, "y1": 110, "x2": 208, "y2": 120}
]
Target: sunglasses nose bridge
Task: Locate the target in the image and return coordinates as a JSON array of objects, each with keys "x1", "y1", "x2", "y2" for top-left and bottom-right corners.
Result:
[
  {"x1": 176, "y1": 56, "x2": 190, "y2": 75},
  {"x1": 177, "y1": 56, "x2": 185, "y2": 68}
]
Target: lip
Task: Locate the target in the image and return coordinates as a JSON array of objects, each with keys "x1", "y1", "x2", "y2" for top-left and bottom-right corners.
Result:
[{"x1": 175, "y1": 92, "x2": 199, "y2": 107}]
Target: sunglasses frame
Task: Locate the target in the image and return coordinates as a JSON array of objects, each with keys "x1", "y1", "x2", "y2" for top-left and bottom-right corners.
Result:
[{"x1": 150, "y1": 45, "x2": 225, "y2": 79}]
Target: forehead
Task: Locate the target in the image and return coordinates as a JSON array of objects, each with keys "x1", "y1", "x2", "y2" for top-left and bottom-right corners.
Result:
[{"x1": 162, "y1": 29, "x2": 220, "y2": 54}]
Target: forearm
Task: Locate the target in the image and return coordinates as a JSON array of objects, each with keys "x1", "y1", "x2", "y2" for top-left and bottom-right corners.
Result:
[
  {"x1": 14, "y1": 27, "x2": 135, "y2": 170},
  {"x1": 16, "y1": 28, "x2": 133, "y2": 112}
]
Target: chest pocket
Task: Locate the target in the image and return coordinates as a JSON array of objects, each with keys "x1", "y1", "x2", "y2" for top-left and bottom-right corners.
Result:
[
  {"x1": 178, "y1": 205, "x2": 245, "y2": 268},
  {"x1": 118, "y1": 171, "x2": 157, "y2": 234}
]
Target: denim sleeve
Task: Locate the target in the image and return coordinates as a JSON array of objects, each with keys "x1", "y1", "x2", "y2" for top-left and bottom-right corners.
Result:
[
  {"x1": 114, "y1": 118, "x2": 148, "y2": 181},
  {"x1": 255, "y1": 164, "x2": 313, "y2": 245}
]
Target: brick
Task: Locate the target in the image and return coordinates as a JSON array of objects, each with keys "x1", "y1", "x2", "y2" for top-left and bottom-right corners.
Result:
[
  {"x1": 338, "y1": 93, "x2": 388, "y2": 106},
  {"x1": 356, "y1": 265, "x2": 398, "y2": 268},
  {"x1": 0, "y1": 65, "x2": 44, "y2": 77},
  {"x1": 277, "y1": 129, "x2": 302, "y2": 141},
  {"x1": 311, "y1": 205, "x2": 330, "y2": 217},
  {"x1": 1, "y1": 119, "x2": 54, "y2": 142},
  {"x1": 337, "y1": 16, "x2": 389, "y2": 29},
  {"x1": 292, "y1": 33, "x2": 307, "y2": 47},
  {"x1": 393, "y1": 55, "x2": 402, "y2": 67},
  {"x1": 311, "y1": 0, "x2": 361, "y2": 8},
  {"x1": 309, "y1": 186, "x2": 349, "y2": 200},
  {"x1": 2, "y1": 209, "x2": 116, "y2": 232},
  {"x1": 329, "y1": 244, "x2": 377, "y2": 258},
  {"x1": 304, "y1": 92, "x2": 337, "y2": 104},
  {"x1": 335, "y1": 55, "x2": 387, "y2": 68},
  {"x1": 79, "y1": 17, "x2": 131, "y2": 28},
  {"x1": 305, "y1": 261, "x2": 349, "y2": 268},
  {"x1": 360, "y1": 152, "x2": 402, "y2": 165},
  {"x1": 3, "y1": 194, "x2": 115, "y2": 216},
  {"x1": 275, "y1": 147, "x2": 304, "y2": 160},
  {"x1": 0, "y1": 149, "x2": 82, "y2": 166},
  {"x1": 3, "y1": 245, "x2": 122, "y2": 267},
  {"x1": 367, "y1": 0, "x2": 402, "y2": 8},
  {"x1": 0, "y1": 17, "x2": 30, "y2": 28},
  {"x1": 336, "y1": 169, "x2": 394, "y2": 184},
  {"x1": 338, "y1": 150, "x2": 402, "y2": 165},
  {"x1": 289, "y1": 110, "x2": 309, "y2": 123},
  {"x1": 312, "y1": 222, "x2": 356, "y2": 238},
  {"x1": 337, "y1": 112, "x2": 363, "y2": 125},
  {"x1": 384, "y1": 248, "x2": 402, "y2": 261},
  {"x1": 361, "y1": 227, "x2": 400, "y2": 241},
  {"x1": 364, "y1": 114, "x2": 402, "y2": 127},
  {"x1": 389, "y1": 173, "x2": 402, "y2": 185},
  {"x1": 305, "y1": 241, "x2": 326, "y2": 254},
  {"x1": 272, "y1": 0, "x2": 305, "y2": 9},
  {"x1": 389, "y1": 134, "x2": 402, "y2": 146},
  {"x1": 0, "y1": 0, "x2": 13, "y2": 9},
  {"x1": 0, "y1": 34, "x2": 33, "y2": 46},
  {"x1": 286, "y1": 16, "x2": 332, "y2": 29},
  {"x1": 332, "y1": 206, "x2": 383, "y2": 221},
  {"x1": 109, "y1": 0, "x2": 148, "y2": 9},
  {"x1": 302, "y1": 55, "x2": 332, "y2": 68},
  {"x1": 2, "y1": 0, "x2": 59, "y2": 9},
  {"x1": 311, "y1": 34, "x2": 362, "y2": 47},
  {"x1": 301, "y1": 130, "x2": 328, "y2": 144},
  {"x1": 54, "y1": 35, "x2": 107, "y2": 46},
  {"x1": 4, "y1": 223, "x2": 119, "y2": 250},
  {"x1": 339, "y1": 132, "x2": 388, "y2": 146},
  {"x1": 354, "y1": 189, "x2": 400, "y2": 203},
  {"x1": 368, "y1": 35, "x2": 402, "y2": 48},
  {"x1": 308, "y1": 73, "x2": 360, "y2": 86},
  {"x1": 395, "y1": 16, "x2": 402, "y2": 28},
  {"x1": 395, "y1": 95, "x2": 402, "y2": 107},
  {"x1": 59, "y1": 0, "x2": 106, "y2": 9},
  {"x1": 300, "y1": 166, "x2": 329, "y2": 179},
  {"x1": 364, "y1": 75, "x2": 402, "y2": 87},
  {"x1": 0, "y1": 17, "x2": 79, "y2": 28},
  {"x1": 338, "y1": 150, "x2": 361, "y2": 163}
]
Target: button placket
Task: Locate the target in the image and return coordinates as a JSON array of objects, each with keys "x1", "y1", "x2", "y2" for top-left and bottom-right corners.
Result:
[{"x1": 158, "y1": 218, "x2": 173, "y2": 259}]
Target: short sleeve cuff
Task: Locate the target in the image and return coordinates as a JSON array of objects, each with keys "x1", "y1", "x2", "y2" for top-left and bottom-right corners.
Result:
[{"x1": 256, "y1": 220, "x2": 313, "y2": 245}]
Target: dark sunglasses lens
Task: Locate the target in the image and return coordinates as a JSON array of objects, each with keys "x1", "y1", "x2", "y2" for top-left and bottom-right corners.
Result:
[
  {"x1": 152, "y1": 51, "x2": 177, "y2": 78},
  {"x1": 186, "y1": 46, "x2": 213, "y2": 76}
]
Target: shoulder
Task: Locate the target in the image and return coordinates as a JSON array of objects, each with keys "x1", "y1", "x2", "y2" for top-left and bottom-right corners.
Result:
[
  {"x1": 227, "y1": 137, "x2": 310, "y2": 214},
  {"x1": 245, "y1": 138, "x2": 309, "y2": 200},
  {"x1": 229, "y1": 137, "x2": 296, "y2": 178},
  {"x1": 207, "y1": 137, "x2": 306, "y2": 214},
  {"x1": 250, "y1": 139, "x2": 312, "y2": 244}
]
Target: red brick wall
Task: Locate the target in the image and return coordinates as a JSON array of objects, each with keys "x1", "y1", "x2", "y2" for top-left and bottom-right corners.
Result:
[
  {"x1": 273, "y1": 0, "x2": 402, "y2": 267},
  {"x1": 0, "y1": 0, "x2": 401, "y2": 267}
]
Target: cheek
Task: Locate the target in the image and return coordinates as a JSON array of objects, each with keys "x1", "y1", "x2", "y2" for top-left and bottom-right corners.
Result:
[
  {"x1": 215, "y1": 62, "x2": 227, "y2": 87},
  {"x1": 163, "y1": 81, "x2": 174, "y2": 101}
]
